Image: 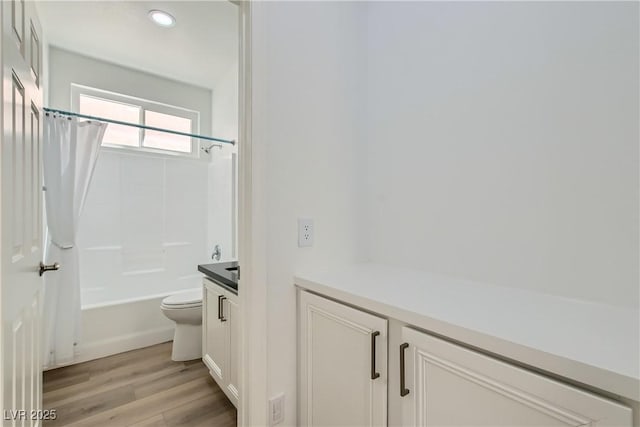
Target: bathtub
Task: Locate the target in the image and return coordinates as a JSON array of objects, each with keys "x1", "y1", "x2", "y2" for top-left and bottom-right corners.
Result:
[{"x1": 75, "y1": 274, "x2": 203, "y2": 365}]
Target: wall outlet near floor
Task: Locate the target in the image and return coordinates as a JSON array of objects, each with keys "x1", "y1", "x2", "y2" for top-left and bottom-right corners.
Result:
[
  {"x1": 269, "y1": 393, "x2": 285, "y2": 425},
  {"x1": 298, "y1": 218, "x2": 314, "y2": 247}
]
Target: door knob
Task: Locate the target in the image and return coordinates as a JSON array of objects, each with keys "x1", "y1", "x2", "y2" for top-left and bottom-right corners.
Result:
[{"x1": 39, "y1": 262, "x2": 60, "y2": 276}]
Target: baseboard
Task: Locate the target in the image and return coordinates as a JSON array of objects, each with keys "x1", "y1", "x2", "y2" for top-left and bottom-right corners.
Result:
[{"x1": 73, "y1": 327, "x2": 175, "y2": 365}]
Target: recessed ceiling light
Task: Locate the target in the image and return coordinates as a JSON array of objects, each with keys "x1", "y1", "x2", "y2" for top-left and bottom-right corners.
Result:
[{"x1": 148, "y1": 10, "x2": 176, "y2": 27}]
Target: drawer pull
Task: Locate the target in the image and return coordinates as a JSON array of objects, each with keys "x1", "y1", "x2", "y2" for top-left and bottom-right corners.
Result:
[
  {"x1": 371, "y1": 331, "x2": 380, "y2": 380},
  {"x1": 220, "y1": 296, "x2": 227, "y2": 322},
  {"x1": 400, "y1": 343, "x2": 410, "y2": 397}
]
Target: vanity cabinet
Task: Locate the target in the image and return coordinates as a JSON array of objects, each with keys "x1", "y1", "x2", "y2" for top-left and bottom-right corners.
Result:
[
  {"x1": 203, "y1": 278, "x2": 239, "y2": 407},
  {"x1": 399, "y1": 326, "x2": 631, "y2": 427},
  {"x1": 298, "y1": 290, "x2": 633, "y2": 427},
  {"x1": 298, "y1": 291, "x2": 388, "y2": 426}
]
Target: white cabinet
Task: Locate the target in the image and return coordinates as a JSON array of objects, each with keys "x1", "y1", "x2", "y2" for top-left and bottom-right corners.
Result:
[
  {"x1": 398, "y1": 326, "x2": 632, "y2": 427},
  {"x1": 298, "y1": 290, "x2": 633, "y2": 427},
  {"x1": 226, "y1": 293, "x2": 240, "y2": 402},
  {"x1": 203, "y1": 281, "x2": 226, "y2": 382},
  {"x1": 202, "y1": 278, "x2": 239, "y2": 407},
  {"x1": 298, "y1": 291, "x2": 388, "y2": 427}
]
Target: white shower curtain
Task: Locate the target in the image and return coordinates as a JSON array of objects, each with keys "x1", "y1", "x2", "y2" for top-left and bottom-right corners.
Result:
[{"x1": 42, "y1": 115, "x2": 107, "y2": 368}]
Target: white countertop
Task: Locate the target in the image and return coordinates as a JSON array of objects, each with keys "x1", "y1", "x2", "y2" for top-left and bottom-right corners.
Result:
[{"x1": 294, "y1": 263, "x2": 640, "y2": 402}]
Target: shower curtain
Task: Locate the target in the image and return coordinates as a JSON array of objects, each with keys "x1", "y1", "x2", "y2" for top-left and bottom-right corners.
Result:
[{"x1": 42, "y1": 115, "x2": 107, "y2": 367}]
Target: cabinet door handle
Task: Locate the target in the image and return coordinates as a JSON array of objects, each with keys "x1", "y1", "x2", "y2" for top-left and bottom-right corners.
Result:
[
  {"x1": 400, "y1": 343, "x2": 410, "y2": 397},
  {"x1": 370, "y1": 331, "x2": 380, "y2": 380},
  {"x1": 220, "y1": 296, "x2": 227, "y2": 322},
  {"x1": 217, "y1": 295, "x2": 224, "y2": 320}
]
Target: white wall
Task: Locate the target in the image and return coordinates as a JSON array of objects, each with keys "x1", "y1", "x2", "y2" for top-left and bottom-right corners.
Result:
[
  {"x1": 364, "y1": 2, "x2": 639, "y2": 308},
  {"x1": 209, "y1": 62, "x2": 239, "y2": 262},
  {"x1": 250, "y1": 2, "x2": 638, "y2": 422},
  {"x1": 48, "y1": 46, "x2": 212, "y2": 135},
  {"x1": 251, "y1": 2, "x2": 367, "y2": 424},
  {"x1": 212, "y1": 63, "x2": 239, "y2": 144}
]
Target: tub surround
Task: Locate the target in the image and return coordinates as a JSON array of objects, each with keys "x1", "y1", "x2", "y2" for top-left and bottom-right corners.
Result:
[
  {"x1": 295, "y1": 263, "x2": 640, "y2": 403},
  {"x1": 198, "y1": 262, "x2": 238, "y2": 294},
  {"x1": 66, "y1": 276, "x2": 204, "y2": 369},
  {"x1": 73, "y1": 295, "x2": 174, "y2": 367}
]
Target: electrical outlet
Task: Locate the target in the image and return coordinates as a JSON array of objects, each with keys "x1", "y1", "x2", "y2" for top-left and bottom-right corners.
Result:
[
  {"x1": 298, "y1": 218, "x2": 314, "y2": 247},
  {"x1": 269, "y1": 393, "x2": 285, "y2": 425}
]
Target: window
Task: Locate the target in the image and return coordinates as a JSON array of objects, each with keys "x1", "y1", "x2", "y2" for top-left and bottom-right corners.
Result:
[
  {"x1": 143, "y1": 110, "x2": 191, "y2": 153},
  {"x1": 79, "y1": 95, "x2": 140, "y2": 147},
  {"x1": 72, "y1": 84, "x2": 200, "y2": 156}
]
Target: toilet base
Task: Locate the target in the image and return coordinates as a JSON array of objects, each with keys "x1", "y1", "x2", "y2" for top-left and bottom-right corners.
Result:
[{"x1": 171, "y1": 323, "x2": 202, "y2": 361}]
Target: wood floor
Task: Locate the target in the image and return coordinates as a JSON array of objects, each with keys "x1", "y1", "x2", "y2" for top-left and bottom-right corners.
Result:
[{"x1": 43, "y1": 342, "x2": 237, "y2": 427}]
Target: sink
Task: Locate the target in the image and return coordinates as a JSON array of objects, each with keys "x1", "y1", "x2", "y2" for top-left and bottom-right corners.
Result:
[{"x1": 197, "y1": 262, "x2": 239, "y2": 293}]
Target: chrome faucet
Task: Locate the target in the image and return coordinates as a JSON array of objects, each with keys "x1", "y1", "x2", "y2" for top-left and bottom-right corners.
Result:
[{"x1": 211, "y1": 244, "x2": 221, "y2": 261}]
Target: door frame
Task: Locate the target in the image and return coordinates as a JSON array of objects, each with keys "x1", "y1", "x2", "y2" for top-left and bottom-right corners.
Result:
[
  {"x1": 0, "y1": 1, "x2": 268, "y2": 422},
  {"x1": 237, "y1": 1, "x2": 268, "y2": 426},
  {"x1": 0, "y1": 0, "x2": 4, "y2": 411}
]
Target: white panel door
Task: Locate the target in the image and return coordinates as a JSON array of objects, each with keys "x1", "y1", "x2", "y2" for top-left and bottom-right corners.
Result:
[
  {"x1": 1, "y1": 0, "x2": 45, "y2": 425},
  {"x1": 299, "y1": 291, "x2": 388, "y2": 427},
  {"x1": 203, "y1": 279, "x2": 228, "y2": 385},
  {"x1": 400, "y1": 327, "x2": 632, "y2": 427}
]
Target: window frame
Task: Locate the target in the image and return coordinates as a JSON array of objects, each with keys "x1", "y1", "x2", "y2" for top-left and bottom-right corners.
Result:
[{"x1": 70, "y1": 84, "x2": 201, "y2": 158}]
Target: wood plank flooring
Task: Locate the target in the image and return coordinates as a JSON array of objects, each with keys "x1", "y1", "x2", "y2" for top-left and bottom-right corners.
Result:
[{"x1": 43, "y1": 342, "x2": 237, "y2": 427}]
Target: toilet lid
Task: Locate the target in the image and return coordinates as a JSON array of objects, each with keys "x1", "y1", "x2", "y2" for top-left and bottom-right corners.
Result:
[{"x1": 162, "y1": 289, "x2": 202, "y2": 307}]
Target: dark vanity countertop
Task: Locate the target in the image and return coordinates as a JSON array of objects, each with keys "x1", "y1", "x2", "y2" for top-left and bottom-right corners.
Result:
[{"x1": 198, "y1": 261, "x2": 239, "y2": 295}]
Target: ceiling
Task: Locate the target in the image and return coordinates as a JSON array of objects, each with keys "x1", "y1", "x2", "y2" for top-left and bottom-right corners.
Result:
[{"x1": 37, "y1": 1, "x2": 238, "y2": 90}]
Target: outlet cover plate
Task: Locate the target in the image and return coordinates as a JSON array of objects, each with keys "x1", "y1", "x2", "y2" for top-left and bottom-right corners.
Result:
[
  {"x1": 298, "y1": 218, "x2": 314, "y2": 247},
  {"x1": 269, "y1": 393, "x2": 285, "y2": 425}
]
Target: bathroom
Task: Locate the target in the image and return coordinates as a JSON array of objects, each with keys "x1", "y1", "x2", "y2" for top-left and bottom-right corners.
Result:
[
  {"x1": 45, "y1": 45, "x2": 238, "y2": 364},
  {"x1": 6, "y1": 1, "x2": 241, "y2": 425}
]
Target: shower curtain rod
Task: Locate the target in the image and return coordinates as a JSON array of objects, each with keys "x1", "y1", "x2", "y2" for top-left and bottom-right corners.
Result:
[{"x1": 43, "y1": 107, "x2": 235, "y2": 146}]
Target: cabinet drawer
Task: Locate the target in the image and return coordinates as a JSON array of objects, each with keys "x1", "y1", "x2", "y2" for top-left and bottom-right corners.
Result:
[{"x1": 400, "y1": 327, "x2": 632, "y2": 427}]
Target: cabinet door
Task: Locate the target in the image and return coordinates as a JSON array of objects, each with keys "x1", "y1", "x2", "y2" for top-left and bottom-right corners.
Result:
[
  {"x1": 299, "y1": 291, "x2": 388, "y2": 427},
  {"x1": 399, "y1": 327, "x2": 632, "y2": 427},
  {"x1": 224, "y1": 291, "x2": 240, "y2": 407},
  {"x1": 203, "y1": 280, "x2": 228, "y2": 385}
]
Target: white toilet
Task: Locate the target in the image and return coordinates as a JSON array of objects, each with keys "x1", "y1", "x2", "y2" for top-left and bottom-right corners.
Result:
[{"x1": 160, "y1": 289, "x2": 203, "y2": 361}]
